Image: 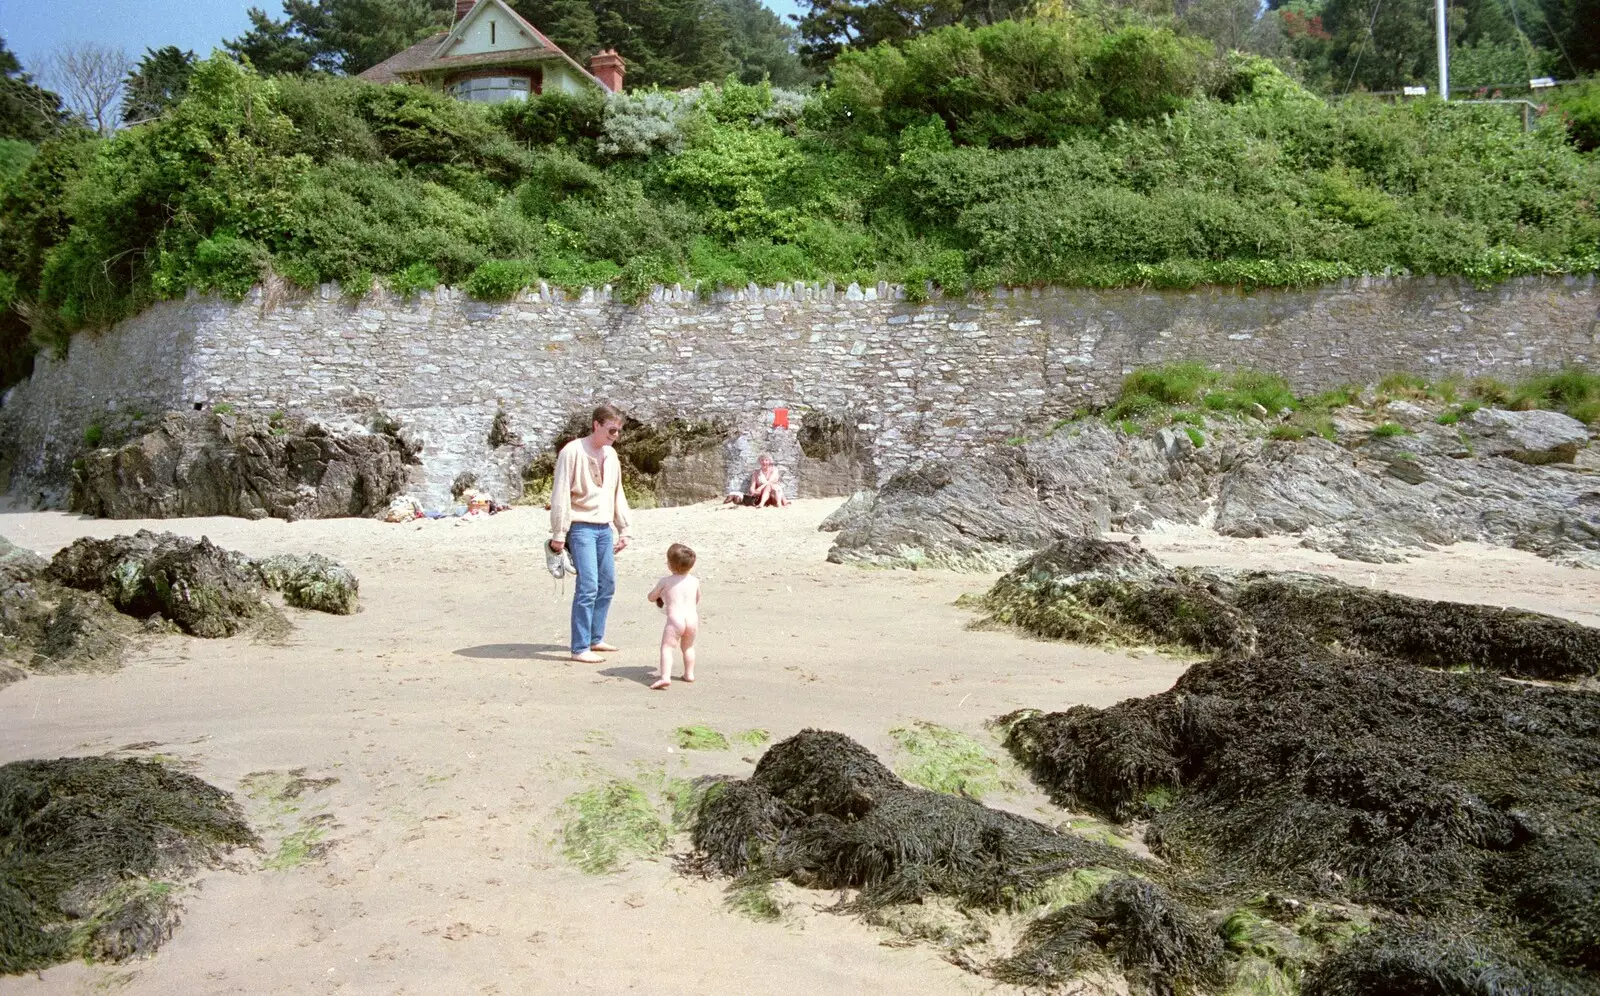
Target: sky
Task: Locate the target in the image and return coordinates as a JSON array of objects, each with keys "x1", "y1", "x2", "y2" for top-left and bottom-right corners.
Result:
[{"x1": 1, "y1": 0, "x2": 808, "y2": 72}]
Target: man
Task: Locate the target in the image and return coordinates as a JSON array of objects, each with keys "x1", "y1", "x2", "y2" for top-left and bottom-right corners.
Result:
[{"x1": 549, "y1": 405, "x2": 631, "y2": 663}]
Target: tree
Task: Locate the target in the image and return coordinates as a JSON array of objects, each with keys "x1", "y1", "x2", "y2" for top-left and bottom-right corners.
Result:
[
  {"x1": 42, "y1": 43, "x2": 133, "y2": 135},
  {"x1": 1183, "y1": 0, "x2": 1285, "y2": 57},
  {"x1": 225, "y1": 0, "x2": 453, "y2": 76},
  {"x1": 715, "y1": 0, "x2": 812, "y2": 85},
  {"x1": 515, "y1": 0, "x2": 736, "y2": 88},
  {"x1": 0, "y1": 37, "x2": 71, "y2": 142},
  {"x1": 794, "y1": 0, "x2": 1033, "y2": 67},
  {"x1": 122, "y1": 47, "x2": 197, "y2": 125}
]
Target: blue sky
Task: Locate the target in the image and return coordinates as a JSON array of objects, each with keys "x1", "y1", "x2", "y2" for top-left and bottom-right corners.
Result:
[{"x1": 2, "y1": 0, "x2": 807, "y2": 71}]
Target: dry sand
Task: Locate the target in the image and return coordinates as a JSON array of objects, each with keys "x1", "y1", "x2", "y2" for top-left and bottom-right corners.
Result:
[{"x1": 3, "y1": 499, "x2": 1596, "y2": 995}]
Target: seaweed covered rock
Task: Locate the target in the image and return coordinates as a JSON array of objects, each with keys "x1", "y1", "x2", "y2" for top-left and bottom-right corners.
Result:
[
  {"x1": 980, "y1": 538, "x2": 1253, "y2": 654},
  {"x1": 48, "y1": 530, "x2": 276, "y2": 638},
  {"x1": 254, "y1": 553, "x2": 359, "y2": 615},
  {"x1": 995, "y1": 877, "x2": 1224, "y2": 994},
  {"x1": 1000, "y1": 643, "x2": 1600, "y2": 987},
  {"x1": 0, "y1": 537, "x2": 135, "y2": 678},
  {"x1": 981, "y1": 538, "x2": 1600, "y2": 680},
  {"x1": 688, "y1": 731, "x2": 1191, "y2": 984},
  {"x1": 1302, "y1": 926, "x2": 1589, "y2": 996},
  {"x1": 71, "y1": 411, "x2": 420, "y2": 521},
  {"x1": 0, "y1": 757, "x2": 257, "y2": 974}
]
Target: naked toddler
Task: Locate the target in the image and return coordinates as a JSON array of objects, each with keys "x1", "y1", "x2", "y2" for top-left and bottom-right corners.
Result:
[{"x1": 645, "y1": 543, "x2": 700, "y2": 691}]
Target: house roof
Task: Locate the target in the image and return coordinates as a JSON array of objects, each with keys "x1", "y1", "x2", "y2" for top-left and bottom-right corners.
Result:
[{"x1": 357, "y1": 0, "x2": 615, "y2": 91}]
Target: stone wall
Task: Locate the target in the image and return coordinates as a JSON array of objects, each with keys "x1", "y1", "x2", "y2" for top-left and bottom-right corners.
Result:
[{"x1": 2, "y1": 275, "x2": 1595, "y2": 509}]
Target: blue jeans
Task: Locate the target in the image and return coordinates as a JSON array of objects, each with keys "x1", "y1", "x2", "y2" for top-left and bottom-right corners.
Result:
[{"x1": 566, "y1": 523, "x2": 615, "y2": 654}]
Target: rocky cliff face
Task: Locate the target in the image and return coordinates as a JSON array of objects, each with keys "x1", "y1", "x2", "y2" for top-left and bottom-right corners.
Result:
[
  {"x1": 826, "y1": 405, "x2": 1600, "y2": 569},
  {"x1": 70, "y1": 412, "x2": 421, "y2": 521}
]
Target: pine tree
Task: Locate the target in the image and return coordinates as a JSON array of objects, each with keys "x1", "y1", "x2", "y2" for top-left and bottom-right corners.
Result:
[
  {"x1": 122, "y1": 47, "x2": 197, "y2": 125},
  {"x1": 0, "y1": 37, "x2": 72, "y2": 142}
]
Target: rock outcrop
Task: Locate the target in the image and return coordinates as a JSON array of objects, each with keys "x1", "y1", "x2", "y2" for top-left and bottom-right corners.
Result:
[
  {"x1": 70, "y1": 412, "x2": 420, "y2": 521},
  {"x1": 1, "y1": 531, "x2": 362, "y2": 687},
  {"x1": 0, "y1": 536, "x2": 134, "y2": 677},
  {"x1": 49, "y1": 531, "x2": 279, "y2": 639},
  {"x1": 828, "y1": 408, "x2": 1598, "y2": 569}
]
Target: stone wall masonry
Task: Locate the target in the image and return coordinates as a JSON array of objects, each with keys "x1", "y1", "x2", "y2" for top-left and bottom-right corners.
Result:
[{"x1": 2, "y1": 274, "x2": 1595, "y2": 510}]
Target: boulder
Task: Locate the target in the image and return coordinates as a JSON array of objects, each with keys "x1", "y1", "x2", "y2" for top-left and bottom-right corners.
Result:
[
  {"x1": 824, "y1": 455, "x2": 1093, "y2": 570},
  {"x1": 1459, "y1": 408, "x2": 1590, "y2": 465},
  {"x1": 254, "y1": 553, "x2": 359, "y2": 615},
  {"x1": 71, "y1": 411, "x2": 420, "y2": 521},
  {"x1": 0, "y1": 535, "x2": 48, "y2": 587},
  {"x1": 48, "y1": 531, "x2": 277, "y2": 638}
]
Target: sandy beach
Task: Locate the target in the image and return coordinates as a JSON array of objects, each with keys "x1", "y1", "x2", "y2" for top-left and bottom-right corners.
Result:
[{"x1": 3, "y1": 498, "x2": 1597, "y2": 995}]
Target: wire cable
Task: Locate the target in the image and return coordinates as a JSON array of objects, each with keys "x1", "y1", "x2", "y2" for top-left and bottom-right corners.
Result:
[{"x1": 1342, "y1": 0, "x2": 1386, "y2": 97}]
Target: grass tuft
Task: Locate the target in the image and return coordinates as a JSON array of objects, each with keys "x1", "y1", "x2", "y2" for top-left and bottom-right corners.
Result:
[
  {"x1": 1025, "y1": 866, "x2": 1123, "y2": 912},
  {"x1": 725, "y1": 876, "x2": 785, "y2": 921},
  {"x1": 559, "y1": 781, "x2": 670, "y2": 874},
  {"x1": 675, "y1": 725, "x2": 731, "y2": 751},
  {"x1": 889, "y1": 721, "x2": 1012, "y2": 800},
  {"x1": 733, "y1": 728, "x2": 771, "y2": 748},
  {"x1": 1370, "y1": 422, "x2": 1410, "y2": 437}
]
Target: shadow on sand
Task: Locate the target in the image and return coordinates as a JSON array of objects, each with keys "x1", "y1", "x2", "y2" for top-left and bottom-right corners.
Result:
[
  {"x1": 598, "y1": 665, "x2": 662, "y2": 687},
  {"x1": 453, "y1": 643, "x2": 570, "y2": 662}
]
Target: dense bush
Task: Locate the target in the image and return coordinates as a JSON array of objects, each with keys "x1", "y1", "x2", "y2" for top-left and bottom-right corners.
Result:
[{"x1": 0, "y1": 25, "x2": 1596, "y2": 388}]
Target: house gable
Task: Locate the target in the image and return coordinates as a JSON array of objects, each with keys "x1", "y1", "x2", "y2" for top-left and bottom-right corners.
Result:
[
  {"x1": 436, "y1": 0, "x2": 548, "y2": 59},
  {"x1": 357, "y1": 0, "x2": 621, "y2": 94}
]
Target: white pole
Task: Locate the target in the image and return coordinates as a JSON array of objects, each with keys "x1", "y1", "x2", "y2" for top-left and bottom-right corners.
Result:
[{"x1": 1436, "y1": 0, "x2": 1450, "y2": 101}]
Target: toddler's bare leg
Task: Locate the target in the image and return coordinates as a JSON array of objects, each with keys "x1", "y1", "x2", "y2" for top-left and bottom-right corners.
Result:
[
  {"x1": 650, "y1": 624, "x2": 676, "y2": 690},
  {"x1": 680, "y1": 623, "x2": 697, "y2": 682}
]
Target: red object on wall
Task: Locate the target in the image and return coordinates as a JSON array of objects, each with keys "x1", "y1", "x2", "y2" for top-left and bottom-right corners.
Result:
[{"x1": 773, "y1": 408, "x2": 789, "y2": 429}]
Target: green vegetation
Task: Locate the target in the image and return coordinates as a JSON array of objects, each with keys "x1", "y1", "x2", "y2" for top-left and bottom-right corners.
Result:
[
  {"x1": 1097, "y1": 362, "x2": 1600, "y2": 438},
  {"x1": 732, "y1": 728, "x2": 771, "y2": 748},
  {"x1": 1025, "y1": 866, "x2": 1124, "y2": 911},
  {"x1": 1108, "y1": 363, "x2": 1299, "y2": 422},
  {"x1": 675, "y1": 724, "x2": 731, "y2": 750},
  {"x1": 0, "y1": 21, "x2": 1594, "y2": 389},
  {"x1": 725, "y1": 876, "x2": 785, "y2": 921},
  {"x1": 888, "y1": 720, "x2": 1013, "y2": 799},
  {"x1": 262, "y1": 824, "x2": 328, "y2": 870},
  {"x1": 559, "y1": 780, "x2": 671, "y2": 874}
]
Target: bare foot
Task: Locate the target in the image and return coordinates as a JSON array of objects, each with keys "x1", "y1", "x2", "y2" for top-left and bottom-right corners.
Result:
[
  {"x1": 590, "y1": 642, "x2": 620, "y2": 652},
  {"x1": 571, "y1": 651, "x2": 603, "y2": 663},
  {"x1": 680, "y1": 671, "x2": 695, "y2": 683},
  {"x1": 649, "y1": 677, "x2": 671, "y2": 690}
]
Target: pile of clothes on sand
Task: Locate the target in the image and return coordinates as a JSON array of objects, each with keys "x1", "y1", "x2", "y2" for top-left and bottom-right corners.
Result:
[{"x1": 384, "y1": 488, "x2": 511, "y2": 523}]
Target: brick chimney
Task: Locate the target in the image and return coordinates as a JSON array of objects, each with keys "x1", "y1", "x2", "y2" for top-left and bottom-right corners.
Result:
[
  {"x1": 588, "y1": 49, "x2": 625, "y2": 93},
  {"x1": 455, "y1": 0, "x2": 476, "y2": 23}
]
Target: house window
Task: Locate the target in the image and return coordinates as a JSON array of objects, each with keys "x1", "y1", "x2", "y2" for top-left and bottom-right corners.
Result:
[
  {"x1": 490, "y1": 21, "x2": 496, "y2": 44},
  {"x1": 449, "y1": 76, "x2": 530, "y2": 104}
]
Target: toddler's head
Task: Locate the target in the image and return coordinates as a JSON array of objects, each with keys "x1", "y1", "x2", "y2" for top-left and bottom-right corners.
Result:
[{"x1": 667, "y1": 543, "x2": 696, "y2": 575}]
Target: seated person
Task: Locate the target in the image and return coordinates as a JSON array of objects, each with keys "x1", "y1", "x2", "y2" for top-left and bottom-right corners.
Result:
[{"x1": 723, "y1": 454, "x2": 790, "y2": 507}]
